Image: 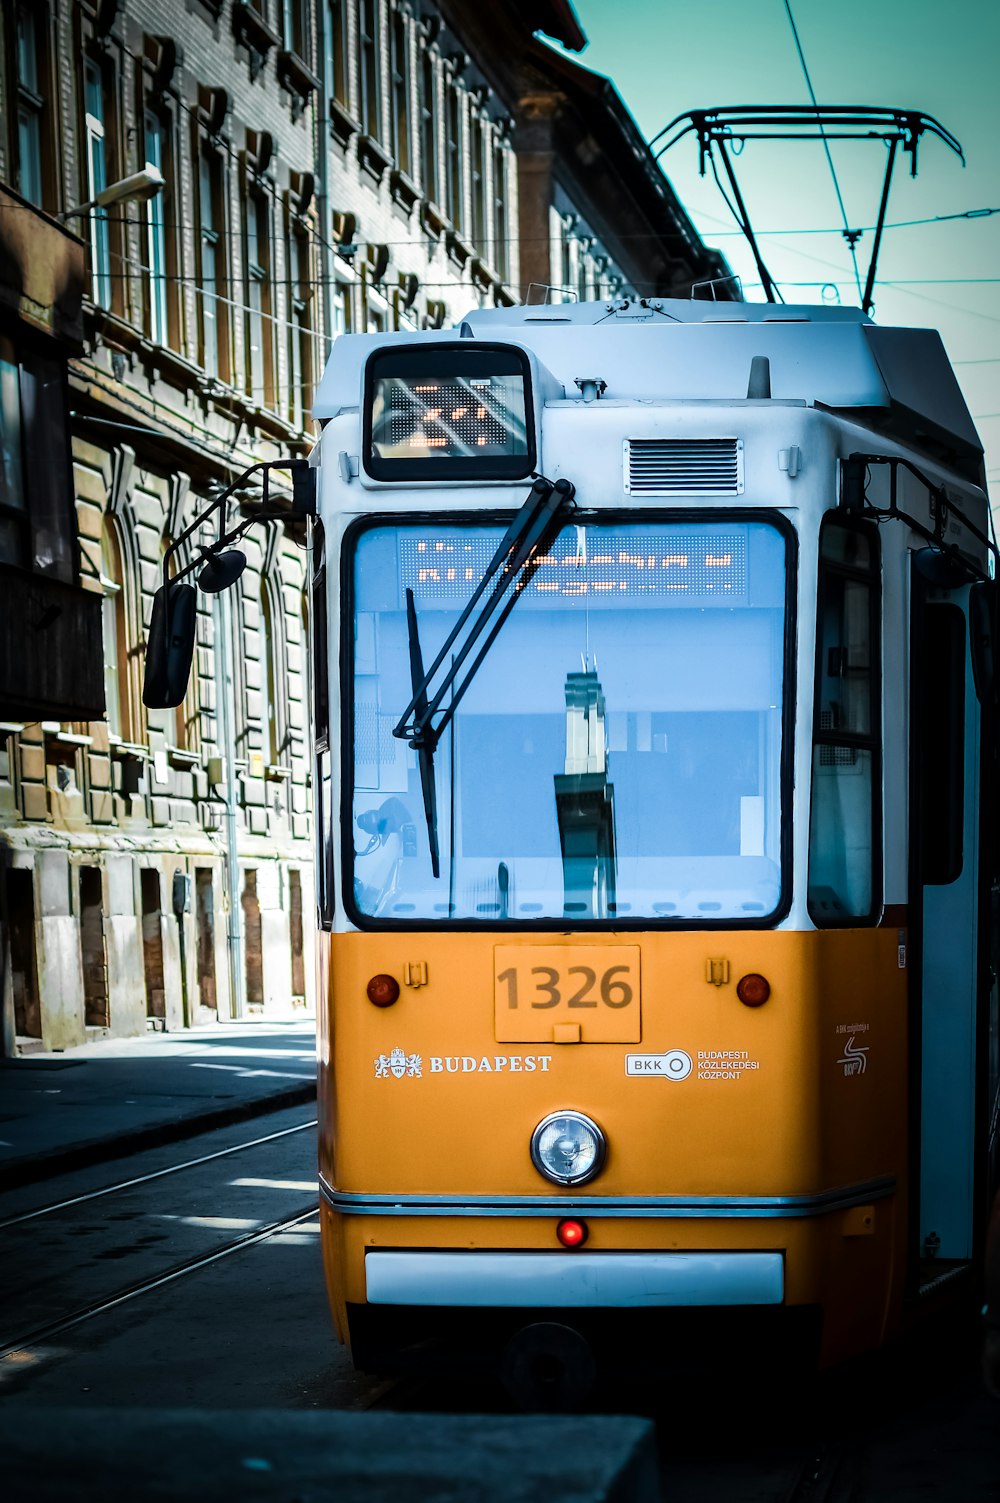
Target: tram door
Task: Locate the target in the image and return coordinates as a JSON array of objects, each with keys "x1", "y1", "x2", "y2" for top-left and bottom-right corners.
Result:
[{"x1": 913, "y1": 582, "x2": 981, "y2": 1268}]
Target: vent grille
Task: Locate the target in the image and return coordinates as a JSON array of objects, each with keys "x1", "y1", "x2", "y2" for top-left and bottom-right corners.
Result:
[{"x1": 624, "y1": 438, "x2": 743, "y2": 496}]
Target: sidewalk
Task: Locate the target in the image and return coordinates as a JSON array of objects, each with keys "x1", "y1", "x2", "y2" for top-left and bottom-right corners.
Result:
[{"x1": 0, "y1": 1019, "x2": 317, "y2": 1190}]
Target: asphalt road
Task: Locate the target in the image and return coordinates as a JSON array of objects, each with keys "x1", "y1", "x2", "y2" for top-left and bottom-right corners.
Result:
[
  {"x1": 1, "y1": 1111, "x2": 996, "y2": 1500},
  {"x1": 0, "y1": 1023, "x2": 318, "y2": 1186}
]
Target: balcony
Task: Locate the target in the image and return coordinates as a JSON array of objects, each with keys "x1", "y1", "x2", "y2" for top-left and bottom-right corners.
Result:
[{"x1": 0, "y1": 184, "x2": 84, "y2": 347}]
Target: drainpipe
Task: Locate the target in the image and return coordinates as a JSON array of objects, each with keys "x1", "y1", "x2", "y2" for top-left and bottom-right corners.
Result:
[
  {"x1": 215, "y1": 589, "x2": 244, "y2": 1021},
  {"x1": 315, "y1": 3, "x2": 334, "y2": 357},
  {"x1": 172, "y1": 868, "x2": 192, "y2": 1030}
]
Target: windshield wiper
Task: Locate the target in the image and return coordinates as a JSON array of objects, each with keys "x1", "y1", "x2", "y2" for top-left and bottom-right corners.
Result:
[
  {"x1": 404, "y1": 587, "x2": 441, "y2": 877},
  {"x1": 394, "y1": 475, "x2": 576, "y2": 873}
]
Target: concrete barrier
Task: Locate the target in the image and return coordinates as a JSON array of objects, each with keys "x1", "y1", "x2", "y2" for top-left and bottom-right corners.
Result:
[{"x1": 0, "y1": 1407, "x2": 661, "y2": 1502}]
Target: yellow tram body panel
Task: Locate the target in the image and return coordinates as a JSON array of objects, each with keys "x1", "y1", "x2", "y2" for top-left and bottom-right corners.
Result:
[{"x1": 318, "y1": 926, "x2": 908, "y2": 1363}]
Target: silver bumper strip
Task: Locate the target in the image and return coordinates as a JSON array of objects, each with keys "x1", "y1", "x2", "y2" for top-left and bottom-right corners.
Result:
[
  {"x1": 320, "y1": 1173, "x2": 895, "y2": 1219},
  {"x1": 365, "y1": 1250, "x2": 785, "y2": 1308}
]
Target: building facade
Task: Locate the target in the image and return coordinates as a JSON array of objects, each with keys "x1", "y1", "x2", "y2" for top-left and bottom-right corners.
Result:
[{"x1": 0, "y1": 0, "x2": 729, "y2": 1055}]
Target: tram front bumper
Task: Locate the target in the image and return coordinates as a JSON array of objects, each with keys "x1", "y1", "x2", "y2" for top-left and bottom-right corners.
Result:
[{"x1": 365, "y1": 1250, "x2": 784, "y2": 1307}]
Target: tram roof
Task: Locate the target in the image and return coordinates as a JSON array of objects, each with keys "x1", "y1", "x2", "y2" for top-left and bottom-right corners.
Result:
[{"x1": 315, "y1": 298, "x2": 983, "y2": 481}]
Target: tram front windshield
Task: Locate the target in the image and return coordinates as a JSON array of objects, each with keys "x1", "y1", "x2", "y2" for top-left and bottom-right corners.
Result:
[{"x1": 350, "y1": 519, "x2": 787, "y2": 923}]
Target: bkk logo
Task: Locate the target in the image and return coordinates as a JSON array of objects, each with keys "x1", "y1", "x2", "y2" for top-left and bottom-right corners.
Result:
[{"x1": 625, "y1": 1049, "x2": 693, "y2": 1079}]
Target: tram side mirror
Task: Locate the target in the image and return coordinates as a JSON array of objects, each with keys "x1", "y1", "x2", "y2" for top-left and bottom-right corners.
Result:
[
  {"x1": 143, "y1": 582, "x2": 197, "y2": 709},
  {"x1": 291, "y1": 461, "x2": 317, "y2": 517},
  {"x1": 970, "y1": 580, "x2": 996, "y2": 705},
  {"x1": 198, "y1": 549, "x2": 246, "y2": 593},
  {"x1": 913, "y1": 547, "x2": 972, "y2": 587}
]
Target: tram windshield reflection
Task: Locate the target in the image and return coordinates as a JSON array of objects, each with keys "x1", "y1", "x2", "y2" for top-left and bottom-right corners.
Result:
[{"x1": 350, "y1": 519, "x2": 787, "y2": 923}]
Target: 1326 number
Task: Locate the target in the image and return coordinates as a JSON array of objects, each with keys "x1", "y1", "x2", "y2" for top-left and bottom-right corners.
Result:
[{"x1": 497, "y1": 965, "x2": 634, "y2": 1010}]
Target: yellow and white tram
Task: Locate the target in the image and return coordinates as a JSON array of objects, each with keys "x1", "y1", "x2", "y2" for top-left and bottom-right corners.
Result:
[
  {"x1": 306, "y1": 297, "x2": 999, "y2": 1388},
  {"x1": 149, "y1": 293, "x2": 1000, "y2": 1394}
]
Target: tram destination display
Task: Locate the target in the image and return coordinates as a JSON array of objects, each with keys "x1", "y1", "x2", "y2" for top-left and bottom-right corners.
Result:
[
  {"x1": 363, "y1": 343, "x2": 535, "y2": 481},
  {"x1": 397, "y1": 528, "x2": 750, "y2": 606}
]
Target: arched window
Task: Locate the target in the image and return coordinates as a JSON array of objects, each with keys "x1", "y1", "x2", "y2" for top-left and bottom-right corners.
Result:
[{"x1": 100, "y1": 522, "x2": 130, "y2": 740}]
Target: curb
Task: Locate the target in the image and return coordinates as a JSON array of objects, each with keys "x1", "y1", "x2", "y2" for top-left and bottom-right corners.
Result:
[
  {"x1": 0, "y1": 1080, "x2": 317, "y2": 1193},
  {"x1": 0, "y1": 1407, "x2": 661, "y2": 1503}
]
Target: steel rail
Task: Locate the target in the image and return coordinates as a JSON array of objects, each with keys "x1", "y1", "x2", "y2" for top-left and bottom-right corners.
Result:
[
  {"x1": 782, "y1": 1440, "x2": 851, "y2": 1503},
  {"x1": 0, "y1": 1118, "x2": 317, "y2": 1230},
  {"x1": 0, "y1": 1204, "x2": 318, "y2": 1362}
]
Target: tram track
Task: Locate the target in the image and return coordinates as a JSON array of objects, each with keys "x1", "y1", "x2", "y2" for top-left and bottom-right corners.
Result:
[
  {"x1": 782, "y1": 1441, "x2": 851, "y2": 1503},
  {"x1": 0, "y1": 1116, "x2": 317, "y2": 1230},
  {"x1": 0, "y1": 1202, "x2": 318, "y2": 1362}
]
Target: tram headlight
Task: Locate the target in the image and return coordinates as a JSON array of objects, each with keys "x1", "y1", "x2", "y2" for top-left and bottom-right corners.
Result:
[{"x1": 530, "y1": 1111, "x2": 606, "y2": 1187}]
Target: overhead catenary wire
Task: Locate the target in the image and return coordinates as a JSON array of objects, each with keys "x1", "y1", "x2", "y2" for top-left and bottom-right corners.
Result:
[
  {"x1": 35, "y1": 29, "x2": 1000, "y2": 475},
  {"x1": 743, "y1": 278, "x2": 1000, "y2": 285},
  {"x1": 736, "y1": 272, "x2": 1000, "y2": 326},
  {"x1": 713, "y1": 206, "x2": 1000, "y2": 237},
  {"x1": 8, "y1": 31, "x2": 998, "y2": 316},
  {"x1": 60, "y1": 23, "x2": 987, "y2": 325},
  {"x1": 65, "y1": 33, "x2": 535, "y2": 314},
  {"x1": 103, "y1": 243, "x2": 1000, "y2": 298},
  {"x1": 704, "y1": 150, "x2": 784, "y2": 302},
  {"x1": 23, "y1": 23, "x2": 1000, "y2": 332},
  {"x1": 91, "y1": 244, "x2": 1000, "y2": 437},
  {"x1": 781, "y1": 0, "x2": 864, "y2": 305},
  {"x1": 10, "y1": 193, "x2": 1000, "y2": 243},
  {"x1": 90, "y1": 257, "x2": 527, "y2": 298},
  {"x1": 871, "y1": 284, "x2": 1000, "y2": 327}
]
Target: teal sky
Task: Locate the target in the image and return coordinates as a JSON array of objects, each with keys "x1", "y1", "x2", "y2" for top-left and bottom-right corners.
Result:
[{"x1": 564, "y1": 0, "x2": 1000, "y2": 497}]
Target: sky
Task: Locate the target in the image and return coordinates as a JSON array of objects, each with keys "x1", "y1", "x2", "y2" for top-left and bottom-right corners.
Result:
[{"x1": 561, "y1": 0, "x2": 1000, "y2": 500}]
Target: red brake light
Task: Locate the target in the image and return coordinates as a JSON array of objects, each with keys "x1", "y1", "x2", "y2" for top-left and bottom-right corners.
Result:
[
  {"x1": 556, "y1": 1218, "x2": 589, "y2": 1249},
  {"x1": 736, "y1": 973, "x2": 771, "y2": 1007},
  {"x1": 366, "y1": 973, "x2": 401, "y2": 1007}
]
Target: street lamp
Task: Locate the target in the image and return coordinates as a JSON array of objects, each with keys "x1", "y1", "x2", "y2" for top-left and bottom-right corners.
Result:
[{"x1": 60, "y1": 166, "x2": 165, "y2": 222}]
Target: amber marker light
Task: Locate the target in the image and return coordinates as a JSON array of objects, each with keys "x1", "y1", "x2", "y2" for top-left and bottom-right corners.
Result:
[
  {"x1": 557, "y1": 1218, "x2": 589, "y2": 1249},
  {"x1": 366, "y1": 974, "x2": 401, "y2": 1007},
  {"x1": 736, "y1": 973, "x2": 771, "y2": 1007}
]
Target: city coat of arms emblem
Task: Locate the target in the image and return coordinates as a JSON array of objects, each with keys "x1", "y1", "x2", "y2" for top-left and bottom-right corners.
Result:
[{"x1": 375, "y1": 1047, "x2": 422, "y2": 1079}]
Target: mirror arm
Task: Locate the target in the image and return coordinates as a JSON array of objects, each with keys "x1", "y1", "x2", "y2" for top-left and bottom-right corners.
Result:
[
  {"x1": 156, "y1": 455, "x2": 315, "y2": 676},
  {"x1": 166, "y1": 512, "x2": 257, "y2": 590},
  {"x1": 161, "y1": 459, "x2": 273, "y2": 591},
  {"x1": 844, "y1": 450, "x2": 998, "y2": 582},
  {"x1": 147, "y1": 458, "x2": 313, "y2": 709},
  {"x1": 159, "y1": 457, "x2": 308, "y2": 596}
]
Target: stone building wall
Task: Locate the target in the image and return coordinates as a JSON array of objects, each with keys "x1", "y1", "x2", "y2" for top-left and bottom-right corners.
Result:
[
  {"x1": 0, "y1": 0, "x2": 534, "y2": 1052},
  {"x1": 0, "y1": 0, "x2": 728, "y2": 1054}
]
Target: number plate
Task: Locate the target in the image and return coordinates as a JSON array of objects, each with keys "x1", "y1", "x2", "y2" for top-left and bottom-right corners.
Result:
[{"x1": 494, "y1": 947, "x2": 641, "y2": 1043}]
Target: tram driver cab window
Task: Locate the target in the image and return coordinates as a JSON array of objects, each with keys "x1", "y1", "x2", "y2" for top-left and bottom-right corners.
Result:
[{"x1": 807, "y1": 518, "x2": 880, "y2": 925}]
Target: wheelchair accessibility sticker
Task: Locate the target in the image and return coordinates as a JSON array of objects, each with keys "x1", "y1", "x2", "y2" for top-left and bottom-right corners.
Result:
[{"x1": 836, "y1": 1024, "x2": 870, "y2": 1077}]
